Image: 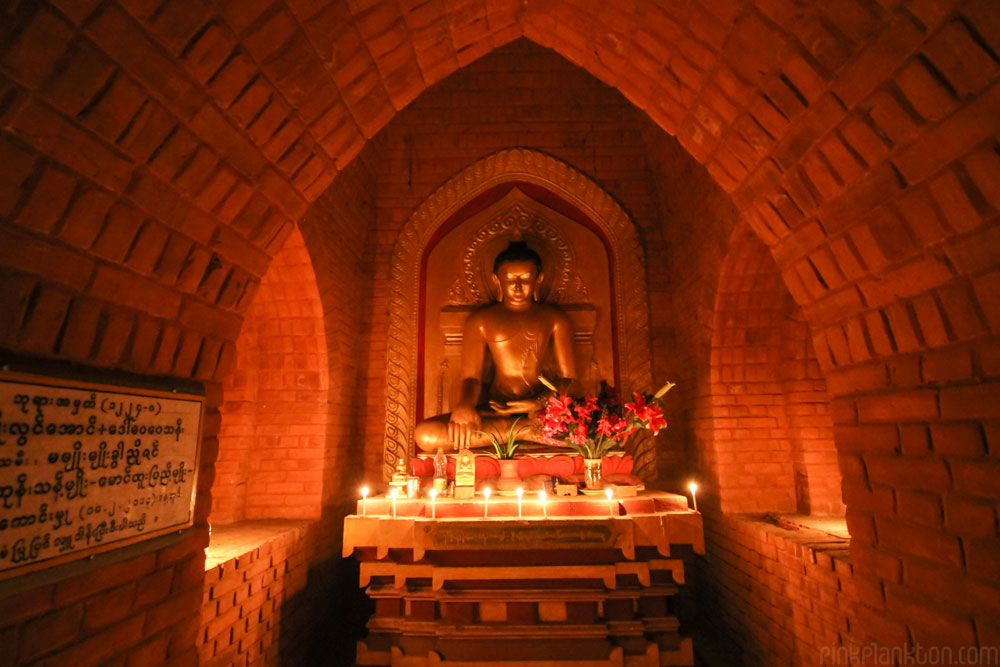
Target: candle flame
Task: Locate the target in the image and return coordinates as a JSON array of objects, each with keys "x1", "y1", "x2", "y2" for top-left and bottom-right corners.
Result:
[
  {"x1": 516, "y1": 487, "x2": 524, "y2": 499},
  {"x1": 361, "y1": 486, "x2": 369, "y2": 499},
  {"x1": 688, "y1": 481, "x2": 698, "y2": 494},
  {"x1": 483, "y1": 487, "x2": 491, "y2": 499}
]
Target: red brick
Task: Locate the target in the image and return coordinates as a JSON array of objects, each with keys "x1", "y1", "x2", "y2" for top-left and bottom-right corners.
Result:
[
  {"x1": 87, "y1": 3, "x2": 203, "y2": 117},
  {"x1": 51, "y1": 612, "x2": 146, "y2": 666},
  {"x1": 864, "y1": 454, "x2": 951, "y2": 491},
  {"x1": 143, "y1": 588, "x2": 201, "y2": 636},
  {"x1": 83, "y1": 584, "x2": 135, "y2": 631},
  {"x1": 937, "y1": 283, "x2": 985, "y2": 341},
  {"x1": 89, "y1": 264, "x2": 180, "y2": 319},
  {"x1": 930, "y1": 423, "x2": 986, "y2": 457},
  {"x1": 922, "y1": 20, "x2": 998, "y2": 97},
  {"x1": 15, "y1": 163, "x2": 76, "y2": 234},
  {"x1": 898, "y1": 423, "x2": 930, "y2": 456},
  {"x1": 127, "y1": 634, "x2": 169, "y2": 667},
  {"x1": 58, "y1": 187, "x2": 116, "y2": 249},
  {"x1": 962, "y1": 537, "x2": 1000, "y2": 584},
  {"x1": 962, "y1": 144, "x2": 1000, "y2": 211},
  {"x1": 950, "y1": 459, "x2": 1000, "y2": 499},
  {"x1": 10, "y1": 98, "x2": 133, "y2": 192},
  {"x1": 0, "y1": 225, "x2": 95, "y2": 290},
  {"x1": 19, "y1": 604, "x2": 84, "y2": 661},
  {"x1": 0, "y1": 584, "x2": 54, "y2": 627},
  {"x1": 940, "y1": 383, "x2": 1000, "y2": 420},
  {"x1": 896, "y1": 489, "x2": 942, "y2": 527},
  {"x1": 943, "y1": 494, "x2": 997, "y2": 537},
  {"x1": 135, "y1": 567, "x2": 176, "y2": 609},
  {"x1": 851, "y1": 541, "x2": 902, "y2": 583},
  {"x1": 83, "y1": 72, "x2": 148, "y2": 142},
  {"x1": 894, "y1": 56, "x2": 958, "y2": 123},
  {"x1": 876, "y1": 516, "x2": 963, "y2": 567},
  {"x1": 856, "y1": 390, "x2": 938, "y2": 422},
  {"x1": 117, "y1": 100, "x2": 177, "y2": 163},
  {"x1": 0, "y1": 134, "x2": 36, "y2": 216},
  {"x1": 2, "y1": 8, "x2": 74, "y2": 87},
  {"x1": 885, "y1": 583, "x2": 977, "y2": 646},
  {"x1": 17, "y1": 285, "x2": 71, "y2": 354},
  {"x1": 43, "y1": 38, "x2": 116, "y2": 116},
  {"x1": 182, "y1": 21, "x2": 236, "y2": 84}
]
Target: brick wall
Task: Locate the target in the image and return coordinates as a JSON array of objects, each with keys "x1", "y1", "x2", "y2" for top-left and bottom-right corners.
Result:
[
  {"x1": 197, "y1": 518, "x2": 364, "y2": 667},
  {"x1": 214, "y1": 226, "x2": 328, "y2": 522},
  {"x1": 697, "y1": 513, "x2": 856, "y2": 665},
  {"x1": 199, "y1": 529, "x2": 306, "y2": 667},
  {"x1": 298, "y1": 151, "x2": 375, "y2": 498},
  {"x1": 701, "y1": 223, "x2": 840, "y2": 516},
  {"x1": 0, "y1": 531, "x2": 207, "y2": 666}
]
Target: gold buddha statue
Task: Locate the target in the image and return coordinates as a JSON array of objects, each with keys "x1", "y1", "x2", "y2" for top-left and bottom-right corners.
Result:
[{"x1": 414, "y1": 241, "x2": 577, "y2": 452}]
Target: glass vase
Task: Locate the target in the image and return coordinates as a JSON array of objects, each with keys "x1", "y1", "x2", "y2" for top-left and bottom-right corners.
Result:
[{"x1": 584, "y1": 458, "x2": 603, "y2": 489}]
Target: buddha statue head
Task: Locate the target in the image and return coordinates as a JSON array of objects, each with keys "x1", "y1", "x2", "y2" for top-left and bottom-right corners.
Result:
[{"x1": 490, "y1": 241, "x2": 544, "y2": 308}]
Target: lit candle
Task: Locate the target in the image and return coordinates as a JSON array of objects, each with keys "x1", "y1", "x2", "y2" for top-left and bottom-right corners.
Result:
[
  {"x1": 390, "y1": 487, "x2": 398, "y2": 518},
  {"x1": 688, "y1": 481, "x2": 698, "y2": 512},
  {"x1": 516, "y1": 487, "x2": 524, "y2": 518},
  {"x1": 539, "y1": 490, "x2": 547, "y2": 519},
  {"x1": 483, "y1": 487, "x2": 491, "y2": 518},
  {"x1": 360, "y1": 486, "x2": 369, "y2": 516},
  {"x1": 605, "y1": 487, "x2": 615, "y2": 517},
  {"x1": 429, "y1": 488, "x2": 437, "y2": 519}
]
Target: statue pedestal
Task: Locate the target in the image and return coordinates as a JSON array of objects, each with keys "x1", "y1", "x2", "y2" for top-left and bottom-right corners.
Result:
[{"x1": 343, "y1": 491, "x2": 703, "y2": 666}]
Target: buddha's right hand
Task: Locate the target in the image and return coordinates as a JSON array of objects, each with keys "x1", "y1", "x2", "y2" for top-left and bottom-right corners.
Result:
[{"x1": 448, "y1": 406, "x2": 482, "y2": 449}]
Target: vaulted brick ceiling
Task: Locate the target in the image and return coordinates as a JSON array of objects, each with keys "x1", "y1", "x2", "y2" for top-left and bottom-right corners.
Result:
[{"x1": 3, "y1": 0, "x2": 996, "y2": 385}]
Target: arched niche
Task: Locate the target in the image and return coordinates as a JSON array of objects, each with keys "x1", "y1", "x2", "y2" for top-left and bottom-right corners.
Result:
[
  {"x1": 703, "y1": 222, "x2": 843, "y2": 516},
  {"x1": 383, "y1": 149, "x2": 655, "y2": 480},
  {"x1": 213, "y1": 226, "x2": 329, "y2": 521}
]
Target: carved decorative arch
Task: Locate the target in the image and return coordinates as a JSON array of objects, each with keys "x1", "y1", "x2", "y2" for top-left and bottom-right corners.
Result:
[{"x1": 384, "y1": 149, "x2": 655, "y2": 480}]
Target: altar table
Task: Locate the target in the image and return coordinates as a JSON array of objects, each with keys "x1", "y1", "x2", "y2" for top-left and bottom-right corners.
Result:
[{"x1": 343, "y1": 491, "x2": 703, "y2": 666}]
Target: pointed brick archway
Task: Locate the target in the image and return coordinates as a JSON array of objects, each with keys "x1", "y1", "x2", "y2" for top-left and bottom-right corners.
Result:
[{"x1": 382, "y1": 148, "x2": 655, "y2": 480}]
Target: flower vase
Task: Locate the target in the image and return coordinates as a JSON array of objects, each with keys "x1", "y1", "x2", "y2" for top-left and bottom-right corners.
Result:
[
  {"x1": 584, "y1": 458, "x2": 603, "y2": 489},
  {"x1": 497, "y1": 458, "x2": 521, "y2": 492}
]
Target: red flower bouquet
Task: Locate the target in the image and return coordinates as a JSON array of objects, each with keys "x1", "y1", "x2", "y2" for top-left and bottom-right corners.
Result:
[{"x1": 538, "y1": 379, "x2": 674, "y2": 459}]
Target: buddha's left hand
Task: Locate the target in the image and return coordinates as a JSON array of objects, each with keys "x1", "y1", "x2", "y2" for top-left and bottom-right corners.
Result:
[{"x1": 489, "y1": 399, "x2": 540, "y2": 415}]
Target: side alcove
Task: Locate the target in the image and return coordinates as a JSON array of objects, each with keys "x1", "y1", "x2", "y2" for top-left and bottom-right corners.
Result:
[
  {"x1": 198, "y1": 226, "x2": 356, "y2": 665},
  {"x1": 211, "y1": 226, "x2": 329, "y2": 523},
  {"x1": 703, "y1": 222, "x2": 843, "y2": 516}
]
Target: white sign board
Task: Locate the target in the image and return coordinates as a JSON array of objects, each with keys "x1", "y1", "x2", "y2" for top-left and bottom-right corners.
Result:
[{"x1": 0, "y1": 372, "x2": 202, "y2": 579}]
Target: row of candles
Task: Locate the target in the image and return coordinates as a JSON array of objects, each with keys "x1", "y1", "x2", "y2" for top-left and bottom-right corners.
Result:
[
  {"x1": 360, "y1": 485, "x2": 619, "y2": 518},
  {"x1": 359, "y1": 482, "x2": 700, "y2": 517}
]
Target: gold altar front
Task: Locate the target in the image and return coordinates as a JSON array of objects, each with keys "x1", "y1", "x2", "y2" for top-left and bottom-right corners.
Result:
[{"x1": 343, "y1": 491, "x2": 704, "y2": 666}]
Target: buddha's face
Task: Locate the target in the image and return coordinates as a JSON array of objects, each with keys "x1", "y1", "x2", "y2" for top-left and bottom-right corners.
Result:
[{"x1": 493, "y1": 260, "x2": 543, "y2": 309}]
